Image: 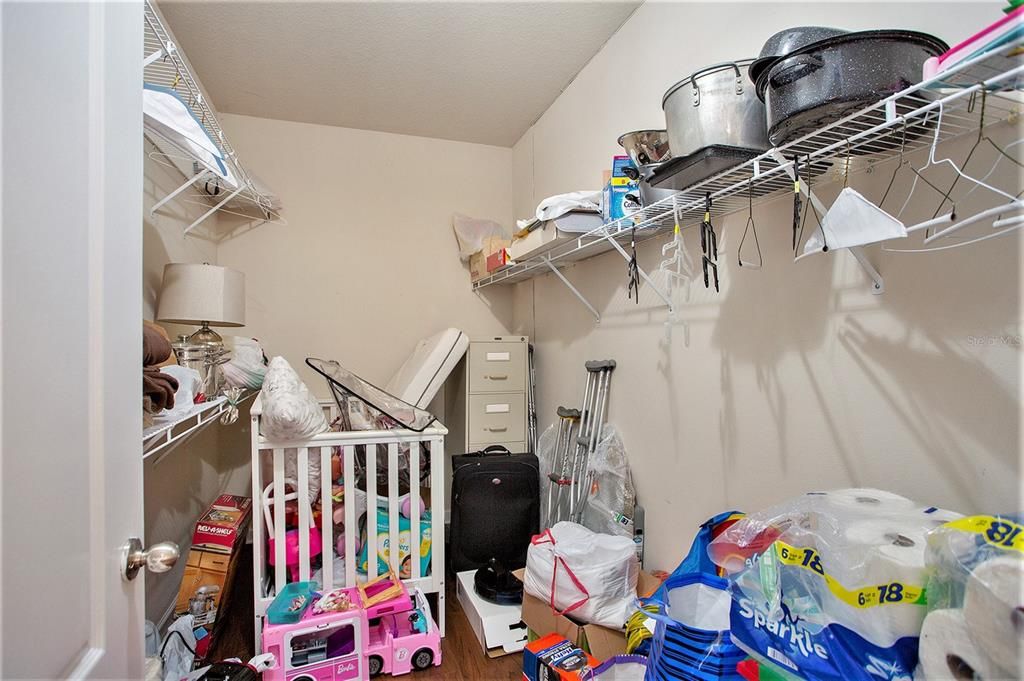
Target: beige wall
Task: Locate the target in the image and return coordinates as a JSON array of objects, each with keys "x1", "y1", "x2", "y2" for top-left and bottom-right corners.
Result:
[
  {"x1": 215, "y1": 113, "x2": 516, "y2": 396},
  {"x1": 509, "y1": 2, "x2": 1022, "y2": 573}
]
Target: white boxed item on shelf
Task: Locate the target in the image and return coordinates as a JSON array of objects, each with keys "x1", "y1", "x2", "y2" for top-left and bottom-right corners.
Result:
[
  {"x1": 455, "y1": 570, "x2": 528, "y2": 658},
  {"x1": 509, "y1": 210, "x2": 604, "y2": 261}
]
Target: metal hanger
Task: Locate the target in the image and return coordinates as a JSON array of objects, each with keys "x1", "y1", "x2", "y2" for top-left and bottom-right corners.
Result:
[
  {"x1": 793, "y1": 153, "x2": 827, "y2": 257},
  {"x1": 737, "y1": 179, "x2": 762, "y2": 269}
]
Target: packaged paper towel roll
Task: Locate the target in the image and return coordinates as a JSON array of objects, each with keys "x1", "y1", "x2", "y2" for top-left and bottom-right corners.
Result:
[
  {"x1": 919, "y1": 609, "x2": 1003, "y2": 680},
  {"x1": 964, "y1": 557, "x2": 1024, "y2": 677},
  {"x1": 821, "y1": 488, "x2": 916, "y2": 515}
]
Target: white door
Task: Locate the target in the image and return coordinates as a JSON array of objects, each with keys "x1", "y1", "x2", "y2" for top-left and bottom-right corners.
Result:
[{"x1": 1, "y1": 1, "x2": 148, "y2": 678}]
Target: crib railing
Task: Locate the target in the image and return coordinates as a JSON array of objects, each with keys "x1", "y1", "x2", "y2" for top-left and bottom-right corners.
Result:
[{"x1": 250, "y1": 398, "x2": 447, "y2": 643}]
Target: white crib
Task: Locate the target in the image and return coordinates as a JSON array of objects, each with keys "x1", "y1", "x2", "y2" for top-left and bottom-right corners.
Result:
[{"x1": 250, "y1": 397, "x2": 447, "y2": 648}]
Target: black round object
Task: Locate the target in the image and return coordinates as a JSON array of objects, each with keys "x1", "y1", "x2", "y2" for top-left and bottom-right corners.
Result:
[
  {"x1": 748, "y1": 26, "x2": 849, "y2": 87},
  {"x1": 368, "y1": 655, "x2": 384, "y2": 677},
  {"x1": 474, "y1": 562, "x2": 524, "y2": 605},
  {"x1": 757, "y1": 29, "x2": 948, "y2": 147},
  {"x1": 412, "y1": 649, "x2": 435, "y2": 671}
]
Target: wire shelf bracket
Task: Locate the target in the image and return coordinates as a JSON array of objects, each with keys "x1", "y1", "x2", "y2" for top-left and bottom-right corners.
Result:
[
  {"x1": 769, "y1": 149, "x2": 886, "y2": 294},
  {"x1": 543, "y1": 256, "x2": 601, "y2": 322}
]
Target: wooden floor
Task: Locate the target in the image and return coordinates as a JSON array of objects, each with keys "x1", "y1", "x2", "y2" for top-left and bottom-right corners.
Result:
[
  {"x1": 209, "y1": 548, "x2": 522, "y2": 679},
  {"x1": 417, "y1": 580, "x2": 523, "y2": 681}
]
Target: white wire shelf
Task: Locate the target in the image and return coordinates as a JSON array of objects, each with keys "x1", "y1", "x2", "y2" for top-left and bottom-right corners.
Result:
[
  {"x1": 473, "y1": 37, "x2": 1024, "y2": 292},
  {"x1": 142, "y1": 391, "x2": 252, "y2": 463},
  {"x1": 144, "y1": 0, "x2": 284, "y2": 239}
]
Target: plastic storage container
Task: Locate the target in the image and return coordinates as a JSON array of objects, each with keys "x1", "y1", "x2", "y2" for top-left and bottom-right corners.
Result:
[{"x1": 266, "y1": 581, "x2": 318, "y2": 625}]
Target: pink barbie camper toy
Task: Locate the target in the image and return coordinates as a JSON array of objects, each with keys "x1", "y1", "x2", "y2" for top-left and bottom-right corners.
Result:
[{"x1": 262, "y1": 570, "x2": 442, "y2": 681}]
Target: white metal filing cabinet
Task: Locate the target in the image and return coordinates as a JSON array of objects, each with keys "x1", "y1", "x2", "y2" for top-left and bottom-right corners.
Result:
[{"x1": 445, "y1": 336, "x2": 529, "y2": 454}]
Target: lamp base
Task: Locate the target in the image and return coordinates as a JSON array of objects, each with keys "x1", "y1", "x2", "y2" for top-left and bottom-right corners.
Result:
[{"x1": 188, "y1": 322, "x2": 223, "y2": 347}]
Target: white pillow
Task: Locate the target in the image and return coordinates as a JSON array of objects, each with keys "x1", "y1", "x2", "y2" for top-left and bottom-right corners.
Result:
[{"x1": 259, "y1": 357, "x2": 328, "y2": 442}]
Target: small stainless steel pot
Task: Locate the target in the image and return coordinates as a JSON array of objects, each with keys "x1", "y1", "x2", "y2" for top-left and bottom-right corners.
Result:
[
  {"x1": 617, "y1": 129, "x2": 672, "y2": 167},
  {"x1": 661, "y1": 60, "x2": 770, "y2": 160}
]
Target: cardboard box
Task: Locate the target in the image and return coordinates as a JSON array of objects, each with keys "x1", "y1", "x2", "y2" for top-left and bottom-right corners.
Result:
[
  {"x1": 174, "y1": 494, "x2": 252, "y2": 661},
  {"x1": 514, "y1": 568, "x2": 663, "y2": 662},
  {"x1": 486, "y1": 246, "x2": 510, "y2": 272},
  {"x1": 470, "y1": 236, "x2": 511, "y2": 281},
  {"x1": 455, "y1": 570, "x2": 528, "y2": 658},
  {"x1": 522, "y1": 634, "x2": 598, "y2": 681}
]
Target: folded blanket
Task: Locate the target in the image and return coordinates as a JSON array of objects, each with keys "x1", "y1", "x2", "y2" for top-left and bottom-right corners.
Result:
[
  {"x1": 143, "y1": 324, "x2": 173, "y2": 366},
  {"x1": 144, "y1": 366, "x2": 178, "y2": 411}
]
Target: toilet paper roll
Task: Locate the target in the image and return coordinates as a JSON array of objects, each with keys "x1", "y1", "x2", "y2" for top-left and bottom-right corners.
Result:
[
  {"x1": 843, "y1": 519, "x2": 929, "y2": 584},
  {"x1": 820, "y1": 488, "x2": 916, "y2": 515},
  {"x1": 917, "y1": 507, "x2": 965, "y2": 527},
  {"x1": 964, "y1": 556, "x2": 1024, "y2": 677},
  {"x1": 812, "y1": 519, "x2": 931, "y2": 639},
  {"x1": 919, "y1": 609, "x2": 1003, "y2": 681}
]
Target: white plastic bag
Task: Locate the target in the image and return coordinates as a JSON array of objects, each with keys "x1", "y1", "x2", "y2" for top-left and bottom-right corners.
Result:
[
  {"x1": 803, "y1": 187, "x2": 907, "y2": 254},
  {"x1": 258, "y1": 357, "x2": 328, "y2": 442},
  {"x1": 161, "y1": 615, "x2": 197, "y2": 681},
  {"x1": 452, "y1": 213, "x2": 507, "y2": 261},
  {"x1": 524, "y1": 521, "x2": 640, "y2": 628},
  {"x1": 222, "y1": 336, "x2": 267, "y2": 389}
]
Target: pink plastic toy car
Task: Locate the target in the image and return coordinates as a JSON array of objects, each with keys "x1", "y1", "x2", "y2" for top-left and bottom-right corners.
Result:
[{"x1": 262, "y1": 582, "x2": 441, "y2": 681}]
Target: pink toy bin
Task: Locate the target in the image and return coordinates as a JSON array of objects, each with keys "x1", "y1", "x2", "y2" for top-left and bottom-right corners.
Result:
[{"x1": 262, "y1": 581, "x2": 441, "y2": 681}]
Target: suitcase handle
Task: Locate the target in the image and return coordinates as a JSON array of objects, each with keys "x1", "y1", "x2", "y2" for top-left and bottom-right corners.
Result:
[{"x1": 469, "y1": 445, "x2": 512, "y2": 457}]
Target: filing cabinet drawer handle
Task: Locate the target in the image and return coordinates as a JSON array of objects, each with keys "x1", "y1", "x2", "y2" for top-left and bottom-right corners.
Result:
[
  {"x1": 487, "y1": 426, "x2": 508, "y2": 432},
  {"x1": 485, "y1": 374, "x2": 509, "y2": 380}
]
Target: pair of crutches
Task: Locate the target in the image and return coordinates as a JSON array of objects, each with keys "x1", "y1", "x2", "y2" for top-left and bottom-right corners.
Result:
[{"x1": 544, "y1": 359, "x2": 616, "y2": 526}]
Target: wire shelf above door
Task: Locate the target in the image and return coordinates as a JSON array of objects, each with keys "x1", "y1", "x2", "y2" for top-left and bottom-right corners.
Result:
[
  {"x1": 473, "y1": 37, "x2": 1024, "y2": 295},
  {"x1": 143, "y1": 0, "x2": 285, "y2": 240}
]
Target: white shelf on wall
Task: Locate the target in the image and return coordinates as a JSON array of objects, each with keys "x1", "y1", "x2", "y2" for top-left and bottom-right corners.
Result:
[
  {"x1": 473, "y1": 38, "x2": 1024, "y2": 308},
  {"x1": 142, "y1": 391, "x2": 252, "y2": 463},
  {"x1": 143, "y1": 0, "x2": 284, "y2": 240}
]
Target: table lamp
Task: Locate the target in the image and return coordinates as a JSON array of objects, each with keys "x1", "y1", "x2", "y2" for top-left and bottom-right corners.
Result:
[{"x1": 156, "y1": 263, "x2": 245, "y2": 346}]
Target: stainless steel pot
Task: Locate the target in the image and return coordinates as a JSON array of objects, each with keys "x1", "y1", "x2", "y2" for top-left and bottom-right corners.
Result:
[
  {"x1": 617, "y1": 130, "x2": 672, "y2": 167},
  {"x1": 661, "y1": 60, "x2": 770, "y2": 160}
]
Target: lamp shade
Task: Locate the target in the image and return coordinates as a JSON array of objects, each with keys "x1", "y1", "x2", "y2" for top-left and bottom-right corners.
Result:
[{"x1": 156, "y1": 263, "x2": 245, "y2": 327}]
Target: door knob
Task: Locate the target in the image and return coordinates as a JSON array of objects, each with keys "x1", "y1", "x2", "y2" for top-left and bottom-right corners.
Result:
[{"x1": 121, "y1": 537, "x2": 180, "y2": 581}]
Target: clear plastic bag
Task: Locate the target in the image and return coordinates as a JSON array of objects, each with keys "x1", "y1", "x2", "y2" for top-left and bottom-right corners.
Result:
[
  {"x1": 707, "y1": 489, "x2": 962, "y2": 681},
  {"x1": 536, "y1": 424, "x2": 558, "y2": 529},
  {"x1": 452, "y1": 213, "x2": 507, "y2": 261},
  {"x1": 581, "y1": 425, "x2": 636, "y2": 539},
  {"x1": 918, "y1": 514, "x2": 1024, "y2": 680}
]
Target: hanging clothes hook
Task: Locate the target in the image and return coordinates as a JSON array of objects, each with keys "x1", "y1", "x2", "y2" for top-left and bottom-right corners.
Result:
[
  {"x1": 738, "y1": 179, "x2": 763, "y2": 269},
  {"x1": 878, "y1": 120, "x2": 909, "y2": 209},
  {"x1": 700, "y1": 192, "x2": 720, "y2": 292},
  {"x1": 791, "y1": 156, "x2": 802, "y2": 252},
  {"x1": 626, "y1": 227, "x2": 640, "y2": 303}
]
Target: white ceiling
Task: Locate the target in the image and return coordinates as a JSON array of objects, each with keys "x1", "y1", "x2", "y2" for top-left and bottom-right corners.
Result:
[{"x1": 159, "y1": 1, "x2": 640, "y2": 147}]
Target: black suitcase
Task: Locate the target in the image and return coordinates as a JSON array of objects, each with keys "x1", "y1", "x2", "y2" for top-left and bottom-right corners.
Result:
[{"x1": 450, "y1": 445, "x2": 540, "y2": 573}]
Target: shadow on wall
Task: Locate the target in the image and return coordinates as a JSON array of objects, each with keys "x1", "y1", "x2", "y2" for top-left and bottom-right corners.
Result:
[{"x1": 838, "y1": 316, "x2": 1019, "y2": 509}]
